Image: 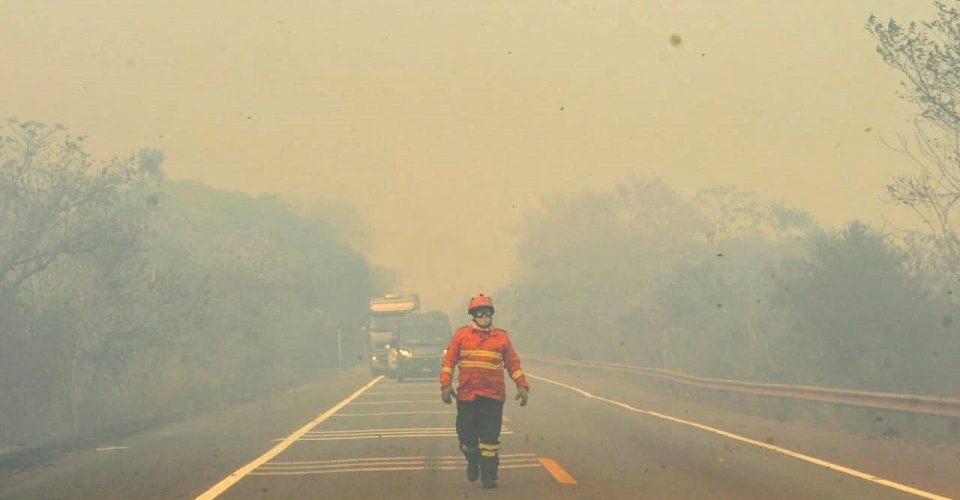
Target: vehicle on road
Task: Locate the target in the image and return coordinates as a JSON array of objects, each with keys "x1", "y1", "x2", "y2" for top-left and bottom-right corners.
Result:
[
  {"x1": 365, "y1": 293, "x2": 420, "y2": 376},
  {"x1": 387, "y1": 311, "x2": 451, "y2": 382}
]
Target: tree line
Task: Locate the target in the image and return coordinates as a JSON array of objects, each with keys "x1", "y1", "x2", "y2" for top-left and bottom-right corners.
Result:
[
  {"x1": 0, "y1": 119, "x2": 383, "y2": 454},
  {"x1": 496, "y1": 3, "x2": 960, "y2": 398},
  {"x1": 497, "y1": 179, "x2": 959, "y2": 397}
]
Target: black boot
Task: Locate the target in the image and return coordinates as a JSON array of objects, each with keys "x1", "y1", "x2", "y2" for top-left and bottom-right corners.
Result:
[
  {"x1": 480, "y1": 454, "x2": 499, "y2": 489},
  {"x1": 466, "y1": 451, "x2": 480, "y2": 482},
  {"x1": 461, "y1": 445, "x2": 480, "y2": 482}
]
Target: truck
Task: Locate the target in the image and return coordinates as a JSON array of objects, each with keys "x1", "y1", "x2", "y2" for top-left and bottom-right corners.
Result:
[
  {"x1": 365, "y1": 293, "x2": 420, "y2": 376},
  {"x1": 386, "y1": 311, "x2": 452, "y2": 382}
]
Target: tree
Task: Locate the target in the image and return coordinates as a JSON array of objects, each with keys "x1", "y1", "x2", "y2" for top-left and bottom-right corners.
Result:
[
  {"x1": 695, "y1": 185, "x2": 763, "y2": 245},
  {"x1": 657, "y1": 190, "x2": 815, "y2": 378},
  {"x1": 868, "y1": 3, "x2": 960, "y2": 286},
  {"x1": 0, "y1": 118, "x2": 162, "y2": 300},
  {"x1": 510, "y1": 178, "x2": 709, "y2": 360},
  {"x1": 772, "y1": 221, "x2": 945, "y2": 392},
  {"x1": 0, "y1": 119, "x2": 385, "y2": 452}
]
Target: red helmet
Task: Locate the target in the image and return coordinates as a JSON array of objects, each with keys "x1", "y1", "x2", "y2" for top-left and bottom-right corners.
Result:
[{"x1": 467, "y1": 294, "x2": 495, "y2": 314}]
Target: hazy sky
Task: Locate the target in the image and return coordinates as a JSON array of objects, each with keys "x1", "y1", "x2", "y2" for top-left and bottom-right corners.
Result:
[{"x1": 0, "y1": 0, "x2": 936, "y2": 315}]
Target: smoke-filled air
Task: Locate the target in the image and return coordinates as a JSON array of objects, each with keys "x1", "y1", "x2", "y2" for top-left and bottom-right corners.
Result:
[{"x1": 2, "y1": 1, "x2": 959, "y2": 499}]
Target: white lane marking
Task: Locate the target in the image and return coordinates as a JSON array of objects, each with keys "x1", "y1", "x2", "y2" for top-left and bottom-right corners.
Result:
[
  {"x1": 305, "y1": 427, "x2": 458, "y2": 434},
  {"x1": 195, "y1": 376, "x2": 384, "y2": 500},
  {"x1": 272, "y1": 426, "x2": 513, "y2": 443},
  {"x1": 297, "y1": 431, "x2": 515, "y2": 442},
  {"x1": 529, "y1": 373, "x2": 952, "y2": 500},
  {"x1": 306, "y1": 431, "x2": 456, "y2": 438},
  {"x1": 364, "y1": 391, "x2": 435, "y2": 396},
  {"x1": 260, "y1": 461, "x2": 539, "y2": 473},
  {"x1": 307, "y1": 430, "x2": 460, "y2": 436},
  {"x1": 95, "y1": 446, "x2": 127, "y2": 452},
  {"x1": 250, "y1": 464, "x2": 541, "y2": 476},
  {"x1": 267, "y1": 453, "x2": 537, "y2": 465},
  {"x1": 260, "y1": 457, "x2": 539, "y2": 471},
  {"x1": 306, "y1": 428, "x2": 513, "y2": 435},
  {"x1": 304, "y1": 426, "x2": 510, "y2": 435},
  {"x1": 270, "y1": 428, "x2": 515, "y2": 442},
  {"x1": 301, "y1": 434, "x2": 455, "y2": 441},
  {"x1": 333, "y1": 411, "x2": 455, "y2": 417},
  {"x1": 349, "y1": 400, "x2": 438, "y2": 405},
  {"x1": 278, "y1": 431, "x2": 515, "y2": 442}
]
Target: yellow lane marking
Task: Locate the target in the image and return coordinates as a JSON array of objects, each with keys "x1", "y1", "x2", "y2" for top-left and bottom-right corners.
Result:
[
  {"x1": 195, "y1": 376, "x2": 383, "y2": 500},
  {"x1": 529, "y1": 373, "x2": 951, "y2": 500},
  {"x1": 539, "y1": 458, "x2": 577, "y2": 484}
]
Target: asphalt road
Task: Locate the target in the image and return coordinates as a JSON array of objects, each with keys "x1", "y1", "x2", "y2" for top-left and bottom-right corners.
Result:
[{"x1": 1, "y1": 359, "x2": 956, "y2": 499}]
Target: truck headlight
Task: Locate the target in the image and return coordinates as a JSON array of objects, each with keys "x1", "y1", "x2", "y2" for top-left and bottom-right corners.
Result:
[{"x1": 399, "y1": 348, "x2": 413, "y2": 357}]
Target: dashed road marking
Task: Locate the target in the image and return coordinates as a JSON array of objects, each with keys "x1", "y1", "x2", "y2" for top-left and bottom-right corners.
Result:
[
  {"x1": 251, "y1": 454, "x2": 542, "y2": 476},
  {"x1": 249, "y1": 464, "x2": 542, "y2": 476},
  {"x1": 364, "y1": 391, "x2": 435, "y2": 396},
  {"x1": 529, "y1": 373, "x2": 951, "y2": 500},
  {"x1": 296, "y1": 431, "x2": 514, "y2": 441},
  {"x1": 195, "y1": 376, "x2": 384, "y2": 500},
  {"x1": 349, "y1": 400, "x2": 438, "y2": 405},
  {"x1": 270, "y1": 452, "x2": 537, "y2": 465},
  {"x1": 539, "y1": 457, "x2": 577, "y2": 484},
  {"x1": 333, "y1": 411, "x2": 455, "y2": 417},
  {"x1": 306, "y1": 427, "x2": 460, "y2": 434},
  {"x1": 270, "y1": 426, "x2": 514, "y2": 442}
]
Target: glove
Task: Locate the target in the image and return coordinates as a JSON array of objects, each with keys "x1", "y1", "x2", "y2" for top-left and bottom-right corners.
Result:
[
  {"x1": 515, "y1": 386, "x2": 529, "y2": 407},
  {"x1": 441, "y1": 385, "x2": 456, "y2": 404}
]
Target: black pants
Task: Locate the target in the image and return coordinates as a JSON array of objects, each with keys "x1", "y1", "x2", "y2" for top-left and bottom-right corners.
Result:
[{"x1": 456, "y1": 396, "x2": 504, "y2": 480}]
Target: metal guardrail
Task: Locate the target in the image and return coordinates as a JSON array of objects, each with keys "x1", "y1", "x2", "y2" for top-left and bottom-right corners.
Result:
[{"x1": 529, "y1": 355, "x2": 960, "y2": 419}]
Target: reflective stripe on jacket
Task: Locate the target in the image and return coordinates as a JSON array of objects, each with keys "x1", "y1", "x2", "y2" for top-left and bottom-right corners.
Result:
[{"x1": 440, "y1": 325, "x2": 529, "y2": 402}]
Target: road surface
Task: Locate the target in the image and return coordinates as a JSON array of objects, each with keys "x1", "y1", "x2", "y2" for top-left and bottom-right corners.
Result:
[{"x1": 1, "y1": 359, "x2": 956, "y2": 499}]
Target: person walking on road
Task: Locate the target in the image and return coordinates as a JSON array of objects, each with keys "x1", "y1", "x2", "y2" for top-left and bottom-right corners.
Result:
[{"x1": 440, "y1": 294, "x2": 530, "y2": 489}]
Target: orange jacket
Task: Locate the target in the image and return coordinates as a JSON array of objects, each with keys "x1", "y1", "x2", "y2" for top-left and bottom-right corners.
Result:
[{"x1": 440, "y1": 324, "x2": 529, "y2": 402}]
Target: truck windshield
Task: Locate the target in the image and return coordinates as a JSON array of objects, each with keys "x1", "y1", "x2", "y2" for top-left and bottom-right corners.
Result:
[
  {"x1": 398, "y1": 324, "x2": 449, "y2": 344},
  {"x1": 369, "y1": 314, "x2": 404, "y2": 332}
]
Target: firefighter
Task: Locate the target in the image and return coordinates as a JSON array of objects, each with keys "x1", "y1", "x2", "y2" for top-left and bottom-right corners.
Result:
[{"x1": 440, "y1": 294, "x2": 530, "y2": 489}]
